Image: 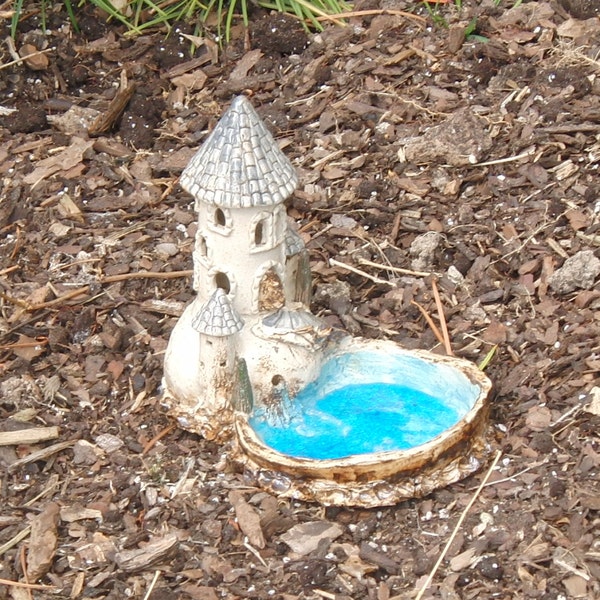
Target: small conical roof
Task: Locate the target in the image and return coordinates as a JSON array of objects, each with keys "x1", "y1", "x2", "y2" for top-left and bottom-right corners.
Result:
[
  {"x1": 284, "y1": 226, "x2": 306, "y2": 258},
  {"x1": 180, "y1": 96, "x2": 298, "y2": 208},
  {"x1": 262, "y1": 307, "x2": 326, "y2": 332},
  {"x1": 192, "y1": 288, "x2": 244, "y2": 337}
]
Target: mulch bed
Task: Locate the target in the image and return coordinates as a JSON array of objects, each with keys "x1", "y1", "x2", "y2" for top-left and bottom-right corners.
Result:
[{"x1": 1, "y1": 0, "x2": 600, "y2": 598}]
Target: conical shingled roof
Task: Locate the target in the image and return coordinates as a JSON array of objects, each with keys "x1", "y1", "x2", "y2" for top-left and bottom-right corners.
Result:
[
  {"x1": 192, "y1": 288, "x2": 244, "y2": 337},
  {"x1": 180, "y1": 96, "x2": 298, "y2": 208}
]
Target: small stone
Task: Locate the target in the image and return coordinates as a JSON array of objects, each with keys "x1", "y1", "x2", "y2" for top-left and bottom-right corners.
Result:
[
  {"x1": 72, "y1": 440, "x2": 102, "y2": 465},
  {"x1": 94, "y1": 433, "x2": 125, "y2": 453},
  {"x1": 403, "y1": 110, "x2": 492, "y2": 167},
  {"x1": 477, "y1": 555, "x2": 504, "y2": 580},
  {"x1": 155, "y1": 242, "x2": 179, "y2": 258},
  {"x1": 549, "y1": 478, "x2": 567, "y2": 498},
  {"x1": 19, "y1": 43, "x2": 49, "y2": 71},
  {"x1": 409, "y1": 231, "x2": 444, "y2": 271},
  {"x1": 548, "y1": 250, "x2": 600, "y2": 294}
]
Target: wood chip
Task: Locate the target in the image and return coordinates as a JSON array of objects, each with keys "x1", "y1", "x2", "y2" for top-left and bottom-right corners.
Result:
[
  {"x1": 89, "y1": 82, "x2": 136, "y2": 135},
  {"x1": 0, "y1": 426, "x2": 59, "y2": 446},
  {"x1": 228, "y1": 490, "x2": 266, "y2": 549},
  {"x1": 27, "y1": 502, "x2": 60, "y2": 581},
  {"x1": 114, "y1": 533, "x2": 179, "y2": 572}
]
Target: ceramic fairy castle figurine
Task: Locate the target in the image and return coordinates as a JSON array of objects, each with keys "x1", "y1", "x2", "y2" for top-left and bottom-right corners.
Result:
[
  {"x1": 163, "y1": 96, "x2": 329, "y2": 441},
  {"x1": 163, "y1": 95, "x2": 492, "y2": 507}
]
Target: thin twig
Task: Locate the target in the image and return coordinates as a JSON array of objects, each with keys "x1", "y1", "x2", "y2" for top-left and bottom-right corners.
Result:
[
  {"x1": 0, "y1": 265, "x2": 19, "y2": 276},
  {"x1": 316, "y1": 8, "x2": 426, "y2": 24},
  {"x1": 357, "y1": 257, "x2": 433, "y2": 277},
  {"x1": 431, "y1": 278, "x2": 453, "y2": 356},
  {"x1": 7, "y1": 440, "x2": 76, "y2": 473},
  {"x1": 1, "y1": 270, "x2": 193, "y2": 313},
  {"x1": 415, "y1": 451, "x2": 502, "y2": 600},
  {"x1": 0, "y1": 578, "x2": 56, "y2": 590},
  {"x1": 329, "y1": 258, "x2": 394, "y2": 286},
  {"x1": 101, "y1": 270, "x2": 193, "y2": 284},
  {"x1": 410, "y1": 300, "x2": 445, "y2": 347},
  {"x1": 0, "y1": 47, "x2": 54, "y2": 71},
  {"x1": 142, "y1": 424, "x2": 175, "y2": 456},
  {"x1": 19, "y1": 544, "x2": 31, "y2": 600},
  {"x1": 0, "y1": 526, "x2": 31, "y2": 557},
  {"x1": 142, "y1": 570, "x2": 161, "y2": 600},
  {"x1": 243, "y1": 541, "x2": 268, "y2": 568},
  {"x1": 470, "y1": 147, "x2": 536, "y2": 167}
]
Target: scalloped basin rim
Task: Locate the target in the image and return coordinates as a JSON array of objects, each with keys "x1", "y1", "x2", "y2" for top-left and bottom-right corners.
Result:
[{"x1": 237, "y1": 339, "x2": 492, "y2": 474}]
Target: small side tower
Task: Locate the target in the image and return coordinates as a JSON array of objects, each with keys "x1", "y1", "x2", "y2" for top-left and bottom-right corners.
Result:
[{"x1": 180, "y1": 95, "x2": 298, "y2": 317}]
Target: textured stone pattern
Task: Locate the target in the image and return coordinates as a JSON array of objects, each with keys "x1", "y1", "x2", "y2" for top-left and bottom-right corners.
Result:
[
  {"x1": 180, "y1": 96, "x2": 298, "y2": 208},
  {"x1": 192, "y1": 288, "x2": 244, "y2": 336}
]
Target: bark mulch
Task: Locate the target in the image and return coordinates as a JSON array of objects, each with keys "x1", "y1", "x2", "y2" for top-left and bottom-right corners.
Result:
[{"x1": 1, "y1": 0, "x2": 600, "y2": 598}]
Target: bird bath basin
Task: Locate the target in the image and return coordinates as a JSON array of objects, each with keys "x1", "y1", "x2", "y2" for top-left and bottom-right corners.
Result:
[
  {"x1": 234, "y1": 337, "x2": 491, "y2": 507},
  {"x1": 162, "y1": 95, "x2": 493, "y2": 507}
]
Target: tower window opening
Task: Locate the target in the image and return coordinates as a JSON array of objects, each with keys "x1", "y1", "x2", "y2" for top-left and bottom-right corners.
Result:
[
  {"x1": 215, "y1": 272, "x2": 231, "y2": 294},
  {"x1": 255, "y1": 221, "x2": 265, "y2": 246},
  {"x1": 215, "y1": 208, "x2": 226, "y2": 226},
  {"x1": 198, "y1": 235, "x2": 208, "y2": 256}
]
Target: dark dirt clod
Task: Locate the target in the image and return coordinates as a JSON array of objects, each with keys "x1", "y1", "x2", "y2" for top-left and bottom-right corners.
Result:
[{"x1": 251, "y1": 13, "x2": 309, "y2": 55}]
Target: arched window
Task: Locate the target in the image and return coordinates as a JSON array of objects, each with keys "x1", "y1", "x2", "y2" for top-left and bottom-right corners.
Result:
[
  {"x1": 254, "y1": 220, "x2": 265, "y2": 246},
  {"x1": 258, "y1": 268, "x2": 285, "y2": 311},
  {"x1": 198, "y1": 235, "x2": 208, "y2": 256},
  {"x1": 250, "y1": 212, "x2": 275, "y2": 252},
  {"x1": 215, "y1": 272, "x2": 231, "y2": 294},
  {"x1": 208, "y1": 207, "x2": 232, "y2": 234},
  {"x1": 215, "y1": 208, "x2": 226, "y2": 226}
]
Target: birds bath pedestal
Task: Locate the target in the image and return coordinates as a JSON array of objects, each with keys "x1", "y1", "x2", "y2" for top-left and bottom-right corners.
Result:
[{"x1": 162, "y1": 96, "x2": 493, "y2": 507}]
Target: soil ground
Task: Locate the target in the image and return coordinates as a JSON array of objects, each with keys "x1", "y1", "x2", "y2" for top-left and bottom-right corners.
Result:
[{"x1": 1, "y1": 1, "x2": 600, "y2": 598}]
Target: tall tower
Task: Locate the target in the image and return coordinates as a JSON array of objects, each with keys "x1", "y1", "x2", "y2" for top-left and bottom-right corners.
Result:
[
  {"x1": 180, "y1": 95, "x2": 298, "y2": 316},
  {"x1": 164, "y1": 96, "x2": 327, "y2": 440}
]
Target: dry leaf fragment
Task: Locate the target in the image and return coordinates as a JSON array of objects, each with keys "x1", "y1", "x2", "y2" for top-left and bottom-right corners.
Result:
[
  {"x1": 229, "y1": 49, "x2": 263, "y2": 81},
  {"x1": 565, "y1": 209, "x2": 589, "y2": 231},
  {"x1": 60, "y1": 505, "x2": 103, "y2": 523},
  {"x1": 181, "y1": 584, "x2": 219, "y2": 600},
  {"x1": 11, "y1": 334, "x2": 46, "y2": 361},
  {"x1": 563, "y1": 575, "x2": 588, "y2": 598},
  {"x1": 228, "y1": 490, "x2": 265, "y2": 549},
  {"x1": 27, "y1": 502, "x2": 60, "y2": 581},
  {"x1": 171, "y1": 70, "x2": 208, "y2": 91}
]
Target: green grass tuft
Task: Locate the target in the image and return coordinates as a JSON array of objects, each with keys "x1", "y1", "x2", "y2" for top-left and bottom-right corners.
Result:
[{"x1": 10, "y1": 0, "x2": 351, "y2": 41}]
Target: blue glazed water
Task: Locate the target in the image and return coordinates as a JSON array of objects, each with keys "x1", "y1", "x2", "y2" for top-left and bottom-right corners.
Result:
[{"x1": 249, "y1": 350, "x2": 479, "y2": 460}]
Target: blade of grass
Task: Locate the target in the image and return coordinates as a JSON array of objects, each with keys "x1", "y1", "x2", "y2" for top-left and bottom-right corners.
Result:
[
  {"x1": 63, "y1": 0, "x2": 80, "y2": 32},
  {"x1": 10, "y1": 0, "x2": 24, "y2": 38},
  {"x1": 478, "y1": 345, "x2": 497, "y2": 371}
]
